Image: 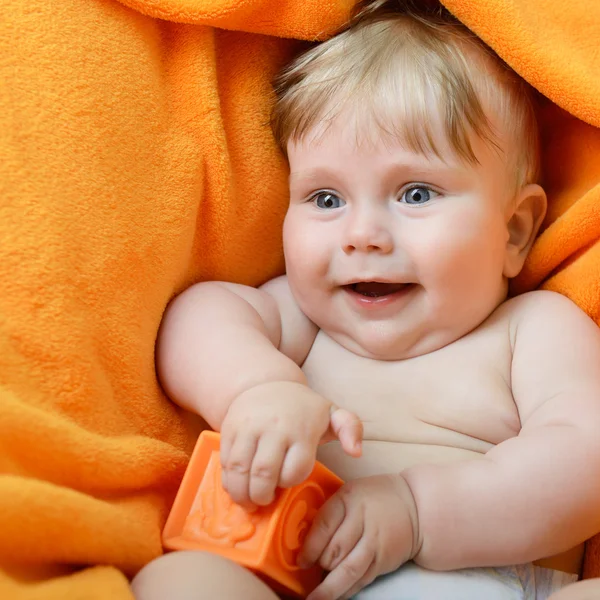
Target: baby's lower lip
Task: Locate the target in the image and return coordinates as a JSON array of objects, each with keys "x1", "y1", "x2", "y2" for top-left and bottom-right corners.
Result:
[{"x1": 342, "y1": 283, "x2": 416, "y2": 307}]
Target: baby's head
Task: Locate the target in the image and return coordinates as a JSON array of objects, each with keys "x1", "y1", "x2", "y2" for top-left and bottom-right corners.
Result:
[{"x1": 271, "y1": 0, "x2": 547, "y2": 360}]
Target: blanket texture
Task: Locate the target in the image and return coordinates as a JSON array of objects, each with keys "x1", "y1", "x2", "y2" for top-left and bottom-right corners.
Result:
[{"x1": 0, "y1": 0, "x2": 598, "y2": 597}]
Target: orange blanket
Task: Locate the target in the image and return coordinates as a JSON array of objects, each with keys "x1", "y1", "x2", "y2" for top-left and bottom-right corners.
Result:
[{"x1": 0, "y1": 0, "x2": 598, "y2": 597}]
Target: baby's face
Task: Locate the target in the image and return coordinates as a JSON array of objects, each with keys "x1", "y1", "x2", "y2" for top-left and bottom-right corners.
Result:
[{"x1": 284, "y1": 110, "x2": 516, "y2": 360}]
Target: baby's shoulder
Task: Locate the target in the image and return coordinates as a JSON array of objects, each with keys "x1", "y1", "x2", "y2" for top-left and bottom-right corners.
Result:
[
  {"x1": 499, "y1": 289, "x2": 587, "y2": 327},
  {"x1": 468, "y1": 291, "x2": 569, "y2": 345},
  {"x1": 502, "y1": 291, "x2": 600, "y2": 421},
  {"x1": 500, "y1": 289, "x2": 578, "y2": 319},
  {"x1": 500, "y1": 289, "x2": 600, "y2": 360}
]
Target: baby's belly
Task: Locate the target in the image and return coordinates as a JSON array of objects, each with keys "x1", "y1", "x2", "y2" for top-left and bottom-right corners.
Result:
[{"x1": 318, "y1": 439, "x2": 486, "y2": 481}]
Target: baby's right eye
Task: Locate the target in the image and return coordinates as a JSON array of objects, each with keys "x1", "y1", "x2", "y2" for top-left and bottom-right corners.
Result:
[{"x1": 311, "y1": 191, "x2": 345, "y2": 210}]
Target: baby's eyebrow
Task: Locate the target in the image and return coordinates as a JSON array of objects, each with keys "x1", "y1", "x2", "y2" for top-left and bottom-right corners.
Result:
[
  {"x1": 395, "y1": 165, "x2": 461, "y2": 179},
  {"x1": 289, "y1": 169, "x2": 324, "y2": 182},
  {"x1": 384, "y1": 156, "x2": 475, "y2": 182},
  {"x1": 289, "y1": 168, "x2": 339, "y2": 189}
]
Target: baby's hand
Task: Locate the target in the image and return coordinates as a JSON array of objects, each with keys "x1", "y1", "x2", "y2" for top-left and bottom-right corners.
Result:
[
  {"x1": 299, "y1": 474, "x2": 419, "y2": 600},
  {"x1": 220, "y1": 381, "x2": 362, "y2": 506}
]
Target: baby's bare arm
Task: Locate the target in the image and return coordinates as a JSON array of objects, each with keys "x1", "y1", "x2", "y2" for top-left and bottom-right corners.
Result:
[
  {"x1": 404, "y1": 291, "x2": 600, "y2": 570},
  {"x1": 156, "y1": 276, "x2": 314, "y2": 427},
  {"x1": 157, "y1": 277, "x2": 362, "y2": 505}
]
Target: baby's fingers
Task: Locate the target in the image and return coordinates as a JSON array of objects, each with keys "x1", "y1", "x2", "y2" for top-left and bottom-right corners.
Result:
[
  {"x1": 329, "y1": 408, "x2": 363, "y2": 457},
  {"x1": 341, "y1": 560, "x2": 379, "y2": 600},
  {"x1": 249, "y1": 434, "x2": 287, "y2": 506},
  {"x1": 221, "y1": 434, "x2": 258, "y2": 507},
  {"x1": 306, "y1": 540, "x2": 373, "y2": 600},
  {"x1": 279, "y1": 442, "x2": 316, "y2": 489},
  {"x1": 298, "y1": 492, "x2": 346, "y2": 569}
]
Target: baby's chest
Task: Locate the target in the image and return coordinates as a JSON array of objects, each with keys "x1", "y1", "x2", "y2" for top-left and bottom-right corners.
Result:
[{"x1": 302, "y1": 331, "x2": 521, "y2": 451}]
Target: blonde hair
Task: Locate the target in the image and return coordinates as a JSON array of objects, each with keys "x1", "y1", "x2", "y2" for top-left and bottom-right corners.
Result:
[{"x1": 271, "y1": 0, "x2": 540, "y2": 189}]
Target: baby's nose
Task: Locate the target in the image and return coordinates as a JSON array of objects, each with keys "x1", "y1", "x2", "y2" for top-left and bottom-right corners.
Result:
[{"x1": 342, "y1": 214, "x2": 394, "y2": 254}]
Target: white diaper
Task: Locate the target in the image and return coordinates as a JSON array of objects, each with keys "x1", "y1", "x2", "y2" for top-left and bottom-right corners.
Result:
[{"x1": 352, "y1": 561, "x2": 578, "y2": 600}]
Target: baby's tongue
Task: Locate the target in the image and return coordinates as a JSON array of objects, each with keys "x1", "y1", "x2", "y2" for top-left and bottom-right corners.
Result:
[{"x1": 353, "y1": 282, "x2": 405, "y2": 297}]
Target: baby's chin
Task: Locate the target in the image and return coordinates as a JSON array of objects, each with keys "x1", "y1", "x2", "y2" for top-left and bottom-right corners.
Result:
[{"x1": 320, "y1": 325, "x2": 459, "y2": 361}]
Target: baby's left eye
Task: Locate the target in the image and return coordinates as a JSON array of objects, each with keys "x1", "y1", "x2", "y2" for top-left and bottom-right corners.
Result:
[{"x1": 400, "y1": 186, "x2": 438, "y2": 205}]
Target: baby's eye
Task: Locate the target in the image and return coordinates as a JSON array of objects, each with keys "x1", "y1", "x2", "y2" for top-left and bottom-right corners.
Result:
[
  {"x1": 400, "y1": 186, "x2": 438, "y2": 205},
  {"x1": 311, "y1": 191, "x2": 345, "y2": 210}
]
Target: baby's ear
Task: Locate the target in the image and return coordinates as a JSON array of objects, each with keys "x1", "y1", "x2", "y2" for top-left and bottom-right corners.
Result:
[{"x1": 503, "y1": 183, "x2": 547, "y2": 278}]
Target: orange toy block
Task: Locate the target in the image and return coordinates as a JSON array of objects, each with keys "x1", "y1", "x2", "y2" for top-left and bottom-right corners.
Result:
[{"x1": 163, "y1": 430, "x2": 344, "y2": 598}]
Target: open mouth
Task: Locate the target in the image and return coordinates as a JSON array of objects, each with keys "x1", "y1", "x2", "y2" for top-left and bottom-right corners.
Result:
[{"x1": 345, "y1": 282, "x2": 410, "y2": 298}]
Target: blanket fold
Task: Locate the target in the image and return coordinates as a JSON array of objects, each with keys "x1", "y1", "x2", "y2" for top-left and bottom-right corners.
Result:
[{"x1": 1, "y1": 0, "x2": 599, "y2": 597}]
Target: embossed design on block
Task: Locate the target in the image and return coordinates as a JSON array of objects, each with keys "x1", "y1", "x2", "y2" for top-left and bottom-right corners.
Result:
[
  {"x1": 276, "y1": 482, "x2": 324, "y2": 570},
  {"x1": 183, "y1": 452, "x2": 261, "y2": 547}
]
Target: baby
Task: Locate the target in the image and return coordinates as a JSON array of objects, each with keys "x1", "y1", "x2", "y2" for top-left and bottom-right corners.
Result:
[{"x1": 133, "y1": 1, "x2": 600, "y2": 599}]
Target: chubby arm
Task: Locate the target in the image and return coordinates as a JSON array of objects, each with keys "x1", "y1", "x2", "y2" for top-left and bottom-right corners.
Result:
[
  {"x1": 156, "y1": 276, "x2": 316, "y2": 428},
  {"x1": 157, "y1": 276, "x2": 361, "y2": 506},
  {"x1": 405, "y1": 291, "x2": 600, "y2": 570}
]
